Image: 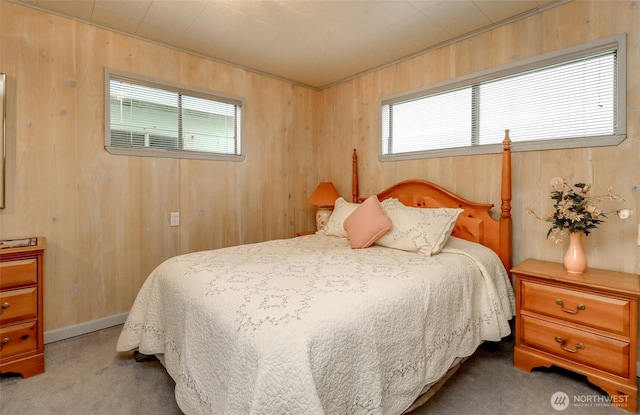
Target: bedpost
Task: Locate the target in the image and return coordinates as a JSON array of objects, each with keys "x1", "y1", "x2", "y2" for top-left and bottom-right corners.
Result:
[
  {"x1": 500, "y1": 130, "x2": 513, "y2": 272},
  {"x1": 352, "y1": 149, "x2": 359, "y2": 203}
]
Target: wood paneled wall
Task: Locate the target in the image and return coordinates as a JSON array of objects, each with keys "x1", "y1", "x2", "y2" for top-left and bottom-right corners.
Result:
[
  {"x1": 317, "y1": 0, "x2": 640, "y2": 275},
  {"x1": 0, "y1": 0, "x2": 639, "y2": 336},
  {"x1": 0, "y1": 1, "x2": 318, "y2": 332}
]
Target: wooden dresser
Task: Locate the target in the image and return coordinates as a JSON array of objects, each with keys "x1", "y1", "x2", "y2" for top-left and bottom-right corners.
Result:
[
  {"x1": 0, "y1": 237, "x2": 46, "y2": 378},
  {"x1": 512, "y1": 258, "x2": 640, "y2": 412}
]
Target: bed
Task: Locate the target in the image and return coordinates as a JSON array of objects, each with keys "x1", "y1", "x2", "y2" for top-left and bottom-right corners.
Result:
[{"x1": 117, "y1": 131, "x2": 516, "y2": 415}]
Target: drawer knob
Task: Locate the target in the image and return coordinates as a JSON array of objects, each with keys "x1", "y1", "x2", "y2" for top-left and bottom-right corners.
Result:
[
  {"x1": 555, "y1": 299, "x2": 585, "y2": 314},
  {"x1": 555, "y1": 336, "x2": 585, "y2": 353},
  {"x1": 1, "y1": 302, "x2": 9, "y2": 310},
  {"x1": 1, "y1": 338, "x2": 9, "y2": 345}
]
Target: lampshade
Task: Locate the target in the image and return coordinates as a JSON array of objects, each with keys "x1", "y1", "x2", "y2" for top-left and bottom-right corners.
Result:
[{"x1": 307, "y1": 182, "x2": 340, "y2": 207}]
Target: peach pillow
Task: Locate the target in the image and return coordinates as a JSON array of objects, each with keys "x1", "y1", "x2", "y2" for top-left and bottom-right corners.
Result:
[{"x1": 343, "y1": 196, "x2": 392, "y2": 249}]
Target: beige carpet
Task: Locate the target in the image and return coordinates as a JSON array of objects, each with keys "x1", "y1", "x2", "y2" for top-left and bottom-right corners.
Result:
[{"x1": 0, "y1": 325, "x2": 636, "y2": 414}]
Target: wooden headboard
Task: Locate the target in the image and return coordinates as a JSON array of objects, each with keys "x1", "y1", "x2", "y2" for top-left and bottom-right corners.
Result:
[{"x1": 352, "y1": 130, "x2": 512, "y2": 271}]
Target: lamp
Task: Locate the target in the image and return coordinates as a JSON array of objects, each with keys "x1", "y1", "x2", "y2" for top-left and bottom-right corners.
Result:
[{"x1": 307, "y1": 182, "x2": 340, "y2": 231}]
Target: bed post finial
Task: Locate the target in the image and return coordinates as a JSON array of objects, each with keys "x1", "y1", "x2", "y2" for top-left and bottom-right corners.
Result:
[
  {"x1": 500, "y1": 129, "x2": 512, "y2": 272},
  {"x1": 352, "y1": 149, "x2": 359, "y2": 203},
  {"x1": 503, "y1": 129, "x2": 512, "y2": 149},
  {"x1": 501, "y1": 130, "x2": 512, "y2": 218}
]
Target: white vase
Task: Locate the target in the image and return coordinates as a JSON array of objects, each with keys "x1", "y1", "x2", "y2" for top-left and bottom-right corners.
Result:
[{"x1": 564, "y1": 232, "x2": 587, "y2": 274}]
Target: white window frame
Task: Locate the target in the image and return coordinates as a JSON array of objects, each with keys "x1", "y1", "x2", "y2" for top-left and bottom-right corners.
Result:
[
  {"x1": 104, "y1": 68, "x2": 245, "y2": 161},
  {"x1": 380, "y1": 33, "x2": 627, "y2": 161}
]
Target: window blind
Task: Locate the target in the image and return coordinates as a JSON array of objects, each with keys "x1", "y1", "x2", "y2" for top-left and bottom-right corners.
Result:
[
  {"x1": 106, "y1": 70, "x2": 243, "y2": 161},
  {"x1": 477, "y1": 52, "x2": 615, "y2": 145},
  {"x1": 381, "y1": 34, "x2": 625, "y2": 159}
]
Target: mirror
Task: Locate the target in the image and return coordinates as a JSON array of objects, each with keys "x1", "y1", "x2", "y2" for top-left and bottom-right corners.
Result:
[{"x1": 0, "y1": 73, "x2": 4, "y2": 209}]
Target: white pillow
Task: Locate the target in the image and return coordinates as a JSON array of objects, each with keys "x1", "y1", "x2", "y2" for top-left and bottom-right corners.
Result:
[
  {"x1": 317, "y1": 197, "x2": 359, "y2": 237},
  {"x1": 376, "y1": 198, "x2": 463, "y2": 255}
]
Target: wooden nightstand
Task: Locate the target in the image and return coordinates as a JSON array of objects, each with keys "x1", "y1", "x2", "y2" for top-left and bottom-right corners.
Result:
[
  {"x1": 295, "y1": 231, "x2": 316, "y2": 237},
  {"x1": 0, "y1": 237, "x2": 46, "y2": 378},
  {"x1": 511, "y1": 259, "x2": 640, "y2": 412}
]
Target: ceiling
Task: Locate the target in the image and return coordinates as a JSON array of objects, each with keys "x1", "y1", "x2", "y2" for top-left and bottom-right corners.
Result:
[{"x1": 13, "y1": 0, "x2": 564, "y2": 89}]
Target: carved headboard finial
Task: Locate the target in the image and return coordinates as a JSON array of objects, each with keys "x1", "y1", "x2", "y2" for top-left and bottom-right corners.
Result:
[{"x1": 503, "y1": 129, "x2": 512, "y2": 149}]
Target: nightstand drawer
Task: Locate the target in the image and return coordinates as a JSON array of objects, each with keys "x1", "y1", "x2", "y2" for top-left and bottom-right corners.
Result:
[
  {"x1": 0, "y1": 321, "x2": 39, "y2": 360},
  {"x1": 0, "y1": 287, "x2": 38, "y2": 324},
  {"x1": 0, "y1": 258, "x2": 38, "y2": 290},
  {"x1": 521, "y1": 314, "x2": 630, "y2": 378},
  {"x1": 520, "y1": 280, "x2": 630, "y2": 336}
]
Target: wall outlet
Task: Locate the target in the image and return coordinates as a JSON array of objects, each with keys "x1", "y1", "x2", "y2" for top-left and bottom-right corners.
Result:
[{"x1": 170, "y1": 212, "x2": 180, "y2": 227}]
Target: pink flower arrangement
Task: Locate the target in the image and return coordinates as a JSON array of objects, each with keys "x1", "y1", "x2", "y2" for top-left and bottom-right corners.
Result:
[{"x1": 527, "y1": 177, "x2": 626, "y2": 243}]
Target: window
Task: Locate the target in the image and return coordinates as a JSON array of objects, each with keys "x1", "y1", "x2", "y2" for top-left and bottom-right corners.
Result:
[
  {"x1": 105, "y1": 69, "x2": 244, "y2": 161},
  {"x1": 381, "y1": 34, "x2": 626, "y2": 160}
]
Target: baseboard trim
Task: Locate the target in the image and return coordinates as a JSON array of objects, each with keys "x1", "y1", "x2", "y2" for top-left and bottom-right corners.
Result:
[{"x1": 43, "y1": 312, "x2": 128, "y2": 344}]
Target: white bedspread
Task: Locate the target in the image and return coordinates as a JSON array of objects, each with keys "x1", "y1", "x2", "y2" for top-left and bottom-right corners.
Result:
[{"x1": 117, "y1": 235, "x2": 515, "y2": 415}]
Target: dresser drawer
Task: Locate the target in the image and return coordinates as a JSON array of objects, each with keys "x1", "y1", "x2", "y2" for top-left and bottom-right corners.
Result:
[
  {"x1": 521, "y1": 314, "x2": 630, "y2": 378},
  {"x1": 0, "y1": 321, "x2": 39, "y2": 360},
  {"x1": 0, "y1": 287, "x2": 37, "y2": 324},
  {"x1": 0, "y1": 258, "x2": 38, "y2": 290},
  {"x1": 520, "y1": 280, "x2": 630, "y2": 336}
]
